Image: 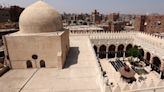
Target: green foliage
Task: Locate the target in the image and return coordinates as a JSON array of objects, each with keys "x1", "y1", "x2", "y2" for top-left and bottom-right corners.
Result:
[{"x1": 127, "y1": 46, "x2": 142, "y2": 58}]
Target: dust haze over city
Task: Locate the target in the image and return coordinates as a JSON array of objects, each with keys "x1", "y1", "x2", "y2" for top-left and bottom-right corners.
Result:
[
  {"x1": 0, "y1": 0, "x2": 164, "y2": 92},
  {"x1": 1, "y1": 0, "x2": 164, "y2": 14}
]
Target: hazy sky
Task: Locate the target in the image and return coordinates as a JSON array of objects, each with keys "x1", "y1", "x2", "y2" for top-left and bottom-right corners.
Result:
[{"x1": 0, "y1": 0, "x2": 164, "y2": 14}]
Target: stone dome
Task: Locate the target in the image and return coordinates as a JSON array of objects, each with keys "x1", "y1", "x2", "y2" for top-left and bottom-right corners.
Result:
[{"x1": 19, "y1": 1, "x2": 63, "y2": 33}]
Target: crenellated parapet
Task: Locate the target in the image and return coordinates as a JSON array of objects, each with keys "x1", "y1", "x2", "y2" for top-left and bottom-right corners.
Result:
[{"x1": 70, "y1": 31, "x2": 164, "y2": 40}]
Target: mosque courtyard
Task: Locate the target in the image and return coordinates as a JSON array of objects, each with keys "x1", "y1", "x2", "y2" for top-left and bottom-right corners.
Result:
[{"x1": 100, "y1": 58, "x2": 164, "y2": 92}]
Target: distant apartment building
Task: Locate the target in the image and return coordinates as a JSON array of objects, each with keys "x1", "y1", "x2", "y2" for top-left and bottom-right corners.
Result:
[
  {"x1": 134, "y1": 15, "x2": 164, "y2": 33},
  {"x1": 0, "y1": 6, "x2": 24, "y2": 29},
  {"x1": 108, "y1": 13, "x2": 120, "y2": 21},
  {"x1": 134, "y1": 15, "x2": 147, "y2": 32},
  {"x1": 62, "y1": 11, "x2": 125, "y2": 32},
  {"x1": 65, "y1": 25, "x2": 104, "y2": 33},
  {"x1": 110, "y1": 21, "x2": 125, "y2": 32},
  {"x1": 9, "y1": 6, "x2": 24, "y2": 22},
  {"x1": 62, "y1": 13, "x2": 91, "y2": 26},
  {"x1": 91, "y1": 10, "x2": 102, "y2": 24},
  {"x1": 0, "y1": 6, "x2": 24, "y2": 23},
  {"x1": 0, "y1": 8, "x2": 10, "y2": 23},
  {"x1": 106, "y1": 13, "x2": 125, "y2": 32}
]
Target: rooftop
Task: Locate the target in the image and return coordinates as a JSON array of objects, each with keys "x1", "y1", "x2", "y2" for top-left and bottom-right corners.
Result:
[{"x1": 0, "y1": 36, "x2": 101, "y2": 92}]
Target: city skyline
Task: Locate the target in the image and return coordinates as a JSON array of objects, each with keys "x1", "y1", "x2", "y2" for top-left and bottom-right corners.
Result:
[{"x1": 0, "y1": 0, "x2": 164, "y2": 14}]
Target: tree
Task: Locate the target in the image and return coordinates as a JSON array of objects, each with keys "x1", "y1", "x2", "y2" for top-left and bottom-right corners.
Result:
[{"x1": 127, "y1": 46, "x2": 142, "y2": 62}]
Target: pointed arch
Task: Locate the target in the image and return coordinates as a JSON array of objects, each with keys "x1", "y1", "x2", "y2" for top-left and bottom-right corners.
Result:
[
  {"x1": 125, "y1": 44, "x2": 132, "y2": 57},
  {"x1": 99, "y1": 45, "x2": 106, "y2": 59},
  {"x1": 108, "y1": 45, "x2": 116, "y2": 58},
  {"x1": 117, "y1": 44, "x2": 124, "y2": 57},
  {"x1": 152, "y1": 57, "x2": 161, "y2": 73}
]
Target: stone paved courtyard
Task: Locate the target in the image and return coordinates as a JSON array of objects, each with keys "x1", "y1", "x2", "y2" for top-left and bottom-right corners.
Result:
[{"x1": 100, "y1": 59, "x2": 164, "y2": 92}]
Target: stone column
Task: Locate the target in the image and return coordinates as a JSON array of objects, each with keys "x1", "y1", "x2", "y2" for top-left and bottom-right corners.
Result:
[
  {"x1": 149, "y1": 56, "x2": 153, "y2": 70},
  {"x1": 115, "y1": 45, "x2": 118, "y2": 59},
  {"x1": 115, "y1": 52, "x2": 117, "y2": 59},
  {"x1": 150, "y1": 55, "x2": 153, "y2": 64},
  {"x1": 123, "y1": 46, "x2": 126, "y2": 61},
  {"x1": 144, "y1": 51, "x2": 147, "y2": 60},
  {"x1": 106, "y1": 45, "x2": 108, "y2": 59},
  {"x1": 142, "y1": 51, "x2": 147, "y2": 64}
]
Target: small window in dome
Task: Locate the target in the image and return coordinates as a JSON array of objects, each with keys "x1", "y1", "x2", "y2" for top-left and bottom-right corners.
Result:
[{"x1": 32, "y1": 54, "x2": 38, "y2": 60}]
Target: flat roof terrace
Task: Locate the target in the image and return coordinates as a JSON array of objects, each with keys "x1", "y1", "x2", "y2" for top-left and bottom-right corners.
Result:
[{"x1": 0, "y1": 36, "x2": 102, "y2": 92}]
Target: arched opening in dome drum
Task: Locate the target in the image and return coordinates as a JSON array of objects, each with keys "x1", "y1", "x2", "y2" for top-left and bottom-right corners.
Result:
[
  {"x1": 26, "y1": 60, "x2": 32, "y2": 68},
  {"x1": 93, "y1": 45, "x2": 97, "y2": 54},
  {"x1": 125, "y1": 44, "x2": 132, "y2": 57},
  {"x1": 117, "y1": 44, "x2": 124, "y2": 57},
  {"x1": 99, "y1": 45, "x2": 106, "y2": 59},
  {"x1": 40, "y1": 60, "x2": 46, "y2": 68},
  {"x1": 108, "y1": 45, "x2": 116, "y2": 58},
  {"x1": 151, "y1": 57, "x2": 161, "y2": 74}
]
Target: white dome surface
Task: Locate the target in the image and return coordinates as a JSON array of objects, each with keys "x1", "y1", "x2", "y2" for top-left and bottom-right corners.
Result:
[{"x1": 19, "y1": 1, "x2": 63, "y2": 33}]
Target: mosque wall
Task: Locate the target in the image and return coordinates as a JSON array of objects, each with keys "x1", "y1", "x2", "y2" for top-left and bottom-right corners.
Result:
[
  {"x1": 59, "y1": 30, "x2": 70, "y2": 69},
  {"x1": 5, "y1": 33, "x2": 67, "y2": 69}
]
